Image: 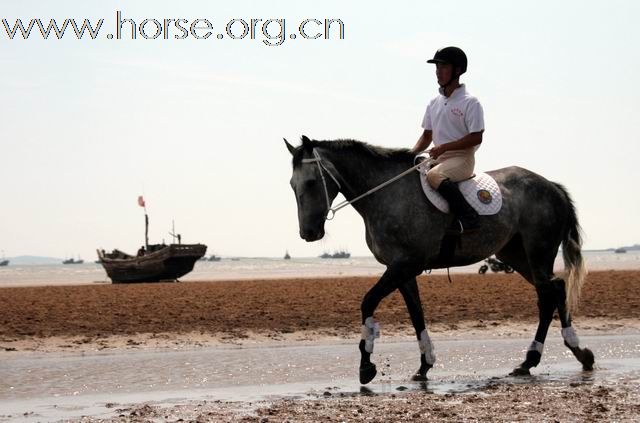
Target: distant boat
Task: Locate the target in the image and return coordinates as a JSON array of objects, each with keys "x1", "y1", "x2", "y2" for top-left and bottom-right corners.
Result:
[
  {"x1": 0, "y1": 250, "x2": 9, "y2": 266},
  {"x1": 208, "y1": 254, "x2": 222, "y2": 262},
  {"x1": 320, "y1": 250, "x2": 351, "y2": 259},
  {"x1": 332, "y1": 250, "x2": 351, "y2": 259},
  {"x1": 614, "y1": 248, "x2": 627, "y2": 254},
  {"x1": 96, "y1": 196, "x2": 207, "y2": 283},
  {"x1": 63, "y1": 258, "x2": 84, "y2": 265},
  {"x1": 284, "y1": 250, "x2": 291, "y2": 260}
]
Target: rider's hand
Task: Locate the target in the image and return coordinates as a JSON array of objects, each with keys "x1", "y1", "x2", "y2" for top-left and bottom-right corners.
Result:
[{"x1": 429, "y1": 145, "x2": 446, "y2": 159}]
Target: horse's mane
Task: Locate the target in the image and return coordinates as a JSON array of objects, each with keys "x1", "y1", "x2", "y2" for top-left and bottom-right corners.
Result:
[{"x1": 292, "y1": 137, "x2": 414, "y2": 166}]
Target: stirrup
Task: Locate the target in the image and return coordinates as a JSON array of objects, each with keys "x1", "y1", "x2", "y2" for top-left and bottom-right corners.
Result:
[
  {"x1": 457, "y1": 217, "x2": 479, "y2": 234},
  {"x1": 460, "y1": 220, "x2": 479, "y2": 234},
  {"x1": 444, "y1": 219, "x2": 464, "y2": 235}
]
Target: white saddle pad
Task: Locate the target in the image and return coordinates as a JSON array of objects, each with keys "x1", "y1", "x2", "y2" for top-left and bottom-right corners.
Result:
[{"x1": 416, "y1": 159, "x2": 502, "y2": 215}]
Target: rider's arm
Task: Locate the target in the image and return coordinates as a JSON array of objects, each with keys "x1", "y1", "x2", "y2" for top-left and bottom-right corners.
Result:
[{"x1": 411, "y1": 130, "x2": 432, "y2": 153}]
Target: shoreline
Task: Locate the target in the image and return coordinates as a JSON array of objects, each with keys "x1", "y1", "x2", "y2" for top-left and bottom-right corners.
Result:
[
  {"x1": 1, "y1": 317, "x2": 638, "y2": 355},
  {"x1": 1, "y1": 251, "x2": 639, "y2": 288}
]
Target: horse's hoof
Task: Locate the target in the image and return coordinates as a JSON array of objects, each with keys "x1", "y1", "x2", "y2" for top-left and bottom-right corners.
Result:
[
  {"x1": 510, "y1": 367, "x2": 531, "y2": 376},
  {"x1": 579, "y1": 348, "x2": 595, "y2": 371},
  {"x1": 411, "y1": 373, "x2": 428, "y2": 382},
  {"x1": 359, "y1": 363, "x2": 377, "y2": 385}
]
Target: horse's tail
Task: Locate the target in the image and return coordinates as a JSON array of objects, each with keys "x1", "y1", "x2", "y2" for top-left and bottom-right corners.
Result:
[{"x1": 555, "y1": 183, "x2": 587, "y2": 313}]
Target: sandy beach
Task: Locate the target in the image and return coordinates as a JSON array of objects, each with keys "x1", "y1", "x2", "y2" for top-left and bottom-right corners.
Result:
[
  {"x1": 1, "y1": 270, "x2": 639, "y2": 422},
  {"x1": 1, "y1": 270, "x2": 639, "y2": 350}
]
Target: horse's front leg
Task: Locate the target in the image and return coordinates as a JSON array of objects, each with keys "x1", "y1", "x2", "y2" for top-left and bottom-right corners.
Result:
[
  {"x1": 359, "y1": 262, "x2": 422, "y2": 385},
  {"x1": 399, "y1": 277, "x2": 435, "y2": 381}
]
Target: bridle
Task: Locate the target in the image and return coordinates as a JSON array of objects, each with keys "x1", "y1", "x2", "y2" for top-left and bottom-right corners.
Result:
[
  {"x1": 301, "y1": 150, "x2": 342, "y2": 220},
  {"x1": 300, "y1": 149, "x2": 432, "y2": 220}
]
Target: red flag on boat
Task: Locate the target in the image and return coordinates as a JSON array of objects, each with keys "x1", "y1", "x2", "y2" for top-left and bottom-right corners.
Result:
[{"x1": 138, "y1": 196, "x2": 145, "y2": 207}]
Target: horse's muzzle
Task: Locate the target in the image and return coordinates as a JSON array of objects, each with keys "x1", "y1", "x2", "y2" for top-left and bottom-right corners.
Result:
[{"x1": 300, "y1": 226, "x2": 325, "y2": 242}]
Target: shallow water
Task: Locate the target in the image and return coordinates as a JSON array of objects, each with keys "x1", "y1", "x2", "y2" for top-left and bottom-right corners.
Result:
[
  {"x1": 1, "y1": 251, "x2": 639, "y2": 287},
  {"x1": 1, "y1": 334, "x2": 638, "y2": 422}
]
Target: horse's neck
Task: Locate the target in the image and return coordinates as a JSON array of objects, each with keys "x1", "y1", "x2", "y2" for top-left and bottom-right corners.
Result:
[{"x1": 322, "y1": 149, "x2": 414, "y2": 212}]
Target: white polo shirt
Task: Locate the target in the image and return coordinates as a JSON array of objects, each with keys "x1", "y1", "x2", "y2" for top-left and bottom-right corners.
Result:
[{"x1": 421, "y1": 84, "x2": 484, "y2": 148}]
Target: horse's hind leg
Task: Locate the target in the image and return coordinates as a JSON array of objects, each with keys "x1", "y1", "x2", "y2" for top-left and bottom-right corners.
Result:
[
  {"x1": 398, "y1": 277, "x2": 434, "y2": 381},
  {"x1": 502, "y1": 235, "x2": 561, "y2": 376},
  {"x1": 502, "y1": 234, "x2": 593, "y2": 375},
  {"x1": 359, "y1": 262, "x2": 422, "y2": 385},
  {"x1": 556, "y1": 281, "x2": 594, "y2": 371},
  {"x1": 511, "y1": 280, "x2": 558, "y2": 376}
]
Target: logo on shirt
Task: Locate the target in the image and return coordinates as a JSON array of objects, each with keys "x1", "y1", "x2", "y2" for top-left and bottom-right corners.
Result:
[{"x1": 451, "y1": 107, "x2": 464, "y2": 117}]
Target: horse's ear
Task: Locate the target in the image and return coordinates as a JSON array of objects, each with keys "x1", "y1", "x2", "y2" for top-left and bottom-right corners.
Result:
[
  {"x1": 283, "y1": 138, "x2": 296, "y2": 155},
  {"x1": 301, "y1": 135, "x2": 311, "y2": 146}
]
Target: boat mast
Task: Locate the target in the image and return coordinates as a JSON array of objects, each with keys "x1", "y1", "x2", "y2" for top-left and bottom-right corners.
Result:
[
  {"x1": 138, "y1": 195, "x2": 149, "y2": 249},
  {"x1": 145, "y1": 213, "x2": 149, "y2": 249},
  {"x1": 169, "y1": 220, "x2": 181, "y2": 244}
]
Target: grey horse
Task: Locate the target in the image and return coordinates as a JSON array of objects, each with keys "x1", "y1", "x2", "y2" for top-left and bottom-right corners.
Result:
[{"x1": 285, "y1": 135, "x2": 594, "y2": 384}]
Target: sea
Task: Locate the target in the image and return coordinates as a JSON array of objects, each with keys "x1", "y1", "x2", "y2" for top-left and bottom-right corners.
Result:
[{"x1": 0, "y1": 250, "x2": 638, "y2": 287}]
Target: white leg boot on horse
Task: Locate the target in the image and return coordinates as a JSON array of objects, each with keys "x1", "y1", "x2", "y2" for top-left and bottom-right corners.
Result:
[
  {"x1": 555, "y1": 278, "x2": 595, "y2": 371},
  {"x1": 359, "y1": 262, "x2": 424, "y2": 384},
  {"x1": 511, "y1": 282, "x2": 557, "y2": 376},
  {"x1": 399, "y1": 277, "x2": 436, "y2": 381},
  {"x1": 511, "y1": 277, "x2": 594, "y2": 376}
]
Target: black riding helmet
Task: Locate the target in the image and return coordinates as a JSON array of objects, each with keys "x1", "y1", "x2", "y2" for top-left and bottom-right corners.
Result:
[{"x1": 427, "y1": 47, "x2": 468, "y2": 87}]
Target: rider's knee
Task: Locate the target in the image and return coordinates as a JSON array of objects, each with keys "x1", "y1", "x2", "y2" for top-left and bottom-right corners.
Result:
[{"x1": 426, "y1": 169, "x2": 444, "y2": 189}]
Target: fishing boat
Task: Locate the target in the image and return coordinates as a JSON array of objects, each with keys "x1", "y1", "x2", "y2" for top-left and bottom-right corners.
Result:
[
  {"x1": 97, "y1": 196, "x2": 207, "y2": 283},
  {"x1": 614, "y1": 247, "x2": 627, "y2": 254},
  {"x1": 98, "y1": 243, "x2": 206, "y2": 283},
  {"x1": 0, "y1": 251, "x2": 8, "y2": 266},
  {"x1": 63, "y1": 257, "x2": 84, "y2": 265},
  {"x1": 331, "y1": 250, "x2": 351, "y2": 259},
  {"x1": 284, "y1": 250, "x2": 291, "y2": 260},
  {"x1": 208, "y1": 254, "x2": 221, "y2": 262},
  {"x1": 320, "y1": 250, "x2": 351, "y2": 259}
]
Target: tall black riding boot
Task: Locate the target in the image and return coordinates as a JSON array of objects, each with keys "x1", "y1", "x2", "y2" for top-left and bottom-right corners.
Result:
[{"x1": 437, "y1": 179, "x2": 480, "y2": 234}]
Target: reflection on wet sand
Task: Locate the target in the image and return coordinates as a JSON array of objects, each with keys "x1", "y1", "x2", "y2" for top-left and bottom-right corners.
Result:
[{"x1": 1, "y1": 334, "x2": 639, "y2": 422}]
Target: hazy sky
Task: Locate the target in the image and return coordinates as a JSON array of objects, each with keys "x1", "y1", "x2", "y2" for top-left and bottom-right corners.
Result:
[{"x1": 1, "y1": 0, "x2": 639, "y2": 259}]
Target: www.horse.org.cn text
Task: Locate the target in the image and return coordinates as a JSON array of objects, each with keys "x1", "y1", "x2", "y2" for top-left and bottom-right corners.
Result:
[{"x1": 1, "y1": 11, "x2": 346, "y2": 46}]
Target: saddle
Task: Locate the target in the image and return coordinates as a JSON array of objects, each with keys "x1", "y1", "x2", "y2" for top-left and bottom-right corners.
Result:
[{"x1": 415, "y1": 156, "x2": 503, "y2": 215}]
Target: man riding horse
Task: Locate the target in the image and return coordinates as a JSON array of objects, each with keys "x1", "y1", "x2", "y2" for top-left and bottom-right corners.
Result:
[
  {"x1": 412, "y1": 46, "x2": 483, "y2": 234},
  {"x1": 284, "y1": 46, "x2": 594, "y2": 385}
]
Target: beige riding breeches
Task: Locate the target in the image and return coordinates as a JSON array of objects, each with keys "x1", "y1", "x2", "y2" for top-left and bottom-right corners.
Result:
[{"x1": 426, "y1": 149, "x2": 475, "y2": 189}]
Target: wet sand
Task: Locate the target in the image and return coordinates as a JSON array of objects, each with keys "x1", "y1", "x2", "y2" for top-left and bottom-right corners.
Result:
[
  {"x1": 4, "y1": 333, "x2": 640, "y2": 422},
  {"x1": 1, "y1": 270, "x2": 639, "y2": 421},
  {"x1": 94, "y1": 381, "x2": 640, "y2": 423}
]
